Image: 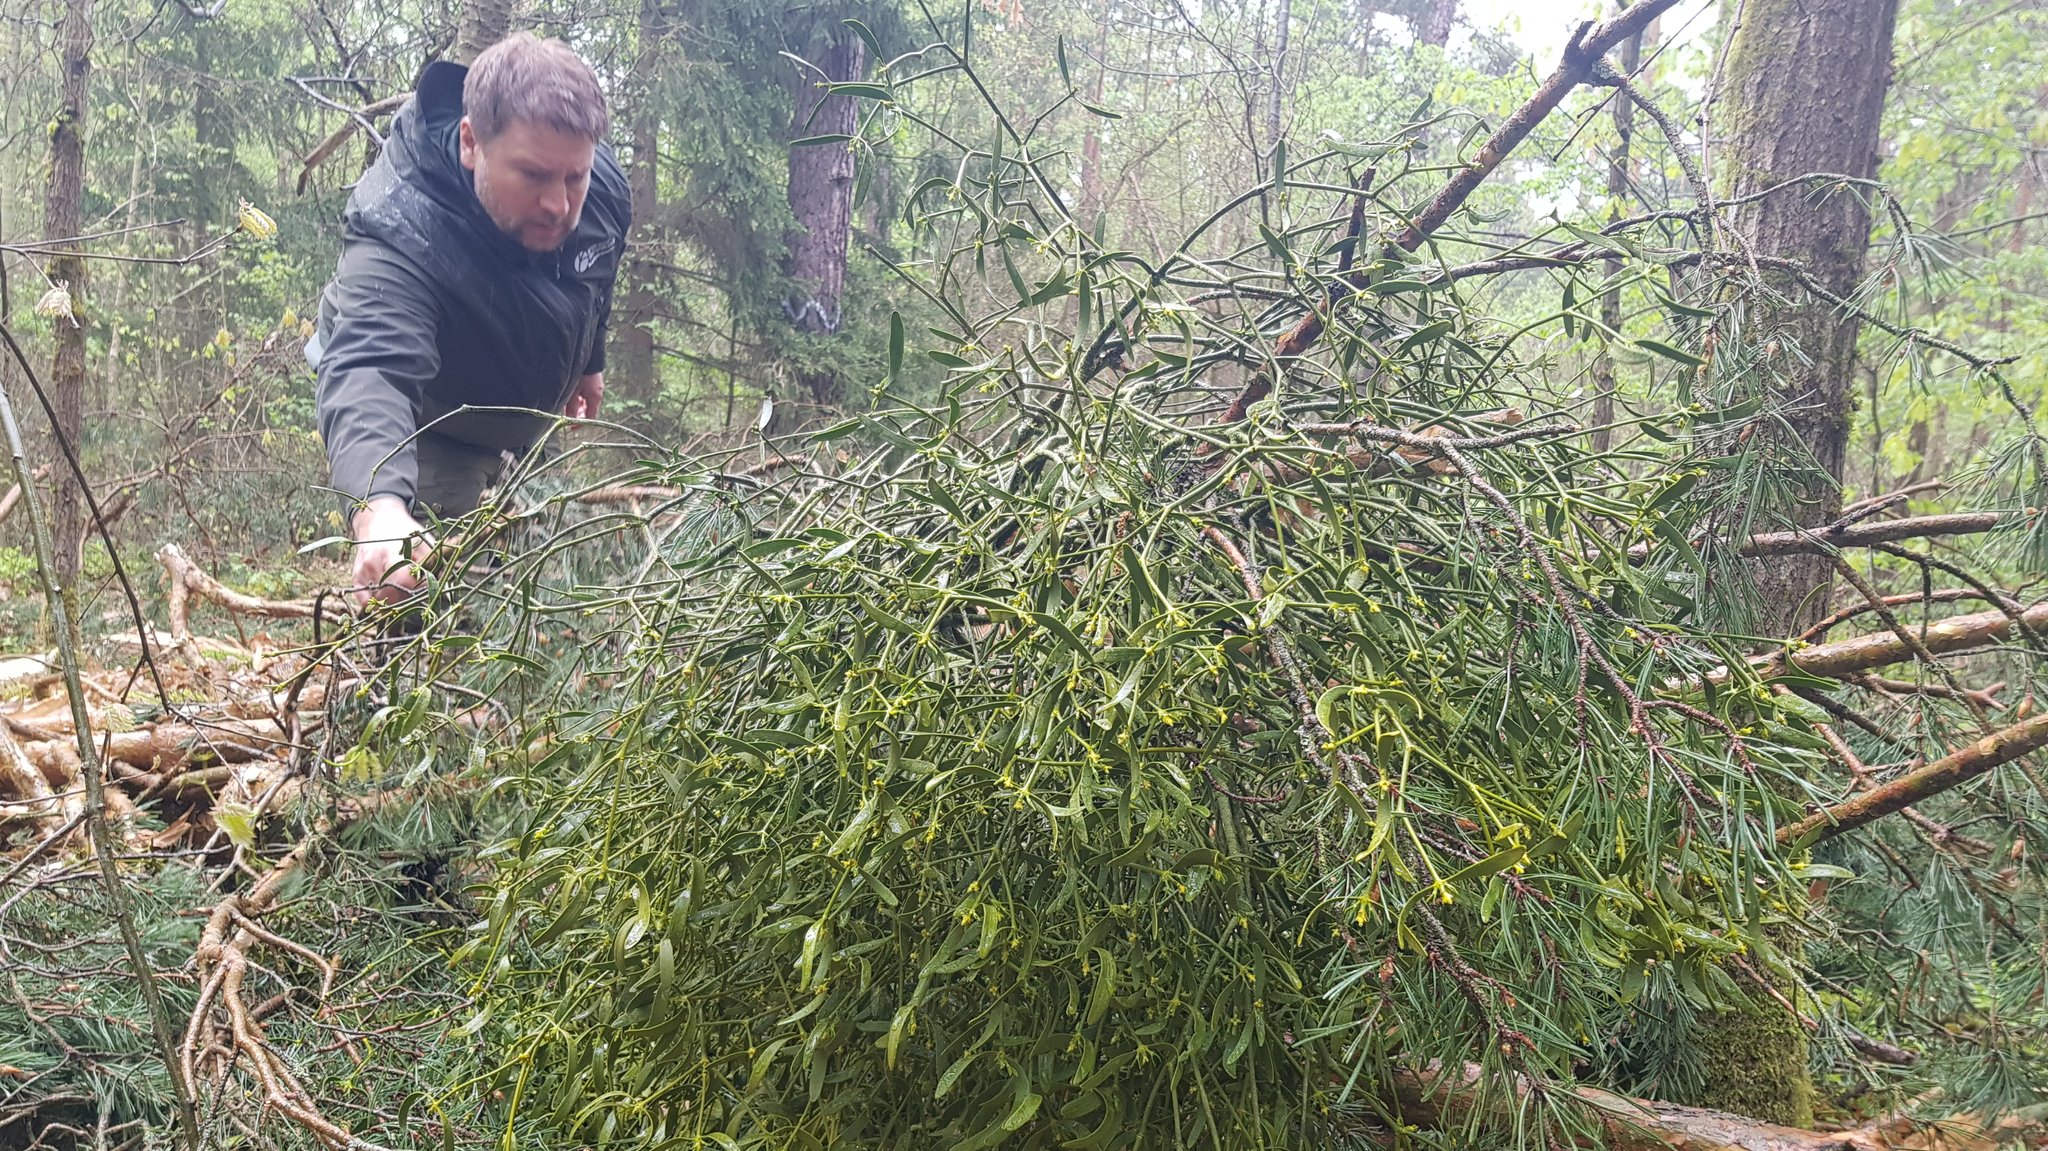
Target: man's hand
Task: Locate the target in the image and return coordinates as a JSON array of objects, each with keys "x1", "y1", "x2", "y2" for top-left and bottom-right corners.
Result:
[
  {"x1": 350, "y1": 495, "x2": 435, "y2": 607},
  {"x1": 565, "y1": 372, "x2": 604, "y2": 419}
]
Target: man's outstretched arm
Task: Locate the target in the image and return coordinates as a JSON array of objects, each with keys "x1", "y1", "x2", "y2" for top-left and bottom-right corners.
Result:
[{"x1": 314, "y1": 240, "x2": 443, "y2": 604}]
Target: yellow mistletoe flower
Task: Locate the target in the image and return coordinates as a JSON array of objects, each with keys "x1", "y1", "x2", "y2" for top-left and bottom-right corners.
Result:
[{"x1": 237, "y1": 199, "x2": 277, "y2": 240}]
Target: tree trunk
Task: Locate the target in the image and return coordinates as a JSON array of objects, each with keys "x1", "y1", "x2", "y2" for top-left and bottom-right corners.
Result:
[
  {"x1": 1265, "y1": 0, "x2": 1293, "y2": 161},
  {"x1": 1078, "y1": 0, "x2": 1111, "y2": 234},
  {"x1": 614, "y1": 0, "x2": 664, "y2": 408},
  {"x1": 1419, "y1": 0, "x2": 1456, "y2": 47},
  {"x1": 1717, "y1": 0, "x2": 1899, "y2": 638},
  {"x1": 784, "y1": 29, "x2": 865, "y2": 411},
  {"x1": 1589, "y1": 19, "x2": 1642, "y2": 454},
  {"x1": 43, "y1": 0, "x2": 92, "y2": 587},
  {"x1": 453, "y1": 0, "x2": 515, "y2": 64},
  {"x1": 190, "y1": 21, "x2": 235, "y2": 233},
  {"x1": 1701, "y1": 0, "x2": 1901, "y2": 1125}
]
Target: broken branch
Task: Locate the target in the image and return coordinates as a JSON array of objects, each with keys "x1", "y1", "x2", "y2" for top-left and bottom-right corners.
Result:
[
  {"x1": 1392, "y1": 0, "x2": 1683, "y2": 250},
  {"x1": 157, "y1": 543, "x2": 338, "y2": 642},
  {"x1": 1777, "y1": 602, "x2": 2048, "y2": 680},
  {"x1": 1221, "y1": 0, "x2": 1682, "y2": 422},
  {"x1": 1732, "y1": 513, "x2": 2005, "y2": 556},
  {"x1": 1798, "y1": 588, "x2": 1999, "y2": 643},
  {"x1": 1780, "y1": 712, "x2": 2048, "y2": 847}
]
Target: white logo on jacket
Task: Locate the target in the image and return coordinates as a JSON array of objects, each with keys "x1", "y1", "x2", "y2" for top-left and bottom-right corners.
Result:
[{"x1": 574, "y1": 238, "x2": 615, "y2": 274}]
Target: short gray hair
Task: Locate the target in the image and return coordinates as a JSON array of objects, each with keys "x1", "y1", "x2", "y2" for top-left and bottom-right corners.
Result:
[{"x1": 464, "y1": 33, "x2": 610, "y2": 144}]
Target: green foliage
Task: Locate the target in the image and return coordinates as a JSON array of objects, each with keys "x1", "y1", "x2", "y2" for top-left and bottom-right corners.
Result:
[
  {"x1": 0, "y1": 793, "x2": 505, "y2": 1147},
  {"x1": 0, "y1": 865, "x2": 204, "y2": 1136},
  {"x1": 0, "y1": 547, "x2": 38, "y2": 585},
  {"x1": 447, "y1": 26, "x2": 1873, "y2": 1147}
]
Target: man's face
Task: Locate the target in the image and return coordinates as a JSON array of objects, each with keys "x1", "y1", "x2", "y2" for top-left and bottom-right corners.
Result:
[{"x1": 459, "y1": 116, "x2": 595, "y2": 253}]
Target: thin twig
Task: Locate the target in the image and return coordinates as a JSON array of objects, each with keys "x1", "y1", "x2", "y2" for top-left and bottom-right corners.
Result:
[{"x1": 0, "y1": 359, "x2": 199, "y2": 1147}]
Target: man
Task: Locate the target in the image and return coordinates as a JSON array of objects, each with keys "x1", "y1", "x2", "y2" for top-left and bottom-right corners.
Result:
[{"x1": 309, "y1": 33, "x2": 630, "y2": 605}]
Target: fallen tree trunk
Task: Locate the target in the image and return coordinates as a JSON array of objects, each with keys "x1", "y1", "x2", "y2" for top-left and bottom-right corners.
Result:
[{"x1": 1391, "y1": 1063, "x2": 2041, "y2": 1151}]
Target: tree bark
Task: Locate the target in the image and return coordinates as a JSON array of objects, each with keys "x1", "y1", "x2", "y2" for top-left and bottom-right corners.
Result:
[
  {"x1": 1785, "y1": 600, "x2": 2047, "y2": 678},
  {"x1": 1078, "y1": 10, "x2": 1108, "y2": 234},
  {"x1": 190, "y1": 20, "x2": 237, "y2": 232},
  {"x1": 1266, "y1": 0, "x2": 1293, "y2": 160},
  {"x1": 43, "y1": 0, "x2": 92, "y2": 588},
  {"x1": 453, "y1": 0, "x2": 516, "y2": 64},
  {"x1": 613, "y1": 0, "x2": 664, "y2": 408},
  {"x1": 1717, "y1": 0, "x2": 1900, "y2": 637},
  {"x1": 784, "y1": 29, "x2": 866, "y2": 411},
  {"x1": 1590, "y1": 16, "x2": 1643, "y2": 454},
  {"x1": 1709, "y1": 5, "x2": 1901, "y2": 1117},
  {"x1": 1418, "y1": 0, "x2": 1456, "y2": 47}
]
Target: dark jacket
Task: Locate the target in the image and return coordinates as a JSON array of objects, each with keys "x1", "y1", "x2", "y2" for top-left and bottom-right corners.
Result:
[{"x1": 313, "y1": 59, "x2": 630, "y2": 509}]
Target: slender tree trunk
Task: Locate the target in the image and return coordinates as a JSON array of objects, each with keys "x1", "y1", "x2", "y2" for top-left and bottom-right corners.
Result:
[
  {"x1": 1078, "y1": 1, "x2": 1110, "y2": 235},
  {"x1": 614, "y1": 0, "x2": 664, "y2": 408},
  {"x1": 1419, "y1": 0, "x2": 1456, "y2": 47},
  {"x1": 784, "y1": 29, "x2": 865, "y2": 411},
  {"x1": 191, "y1": 21, "x2": 234, "y2": 232},
  {"x1": 1718, "y1": 0, "x2": 1899, "y2": 638},
  {"x1": 1266, "y1": 0, "x2": 1293, "y2": 161},
  {"x1": 453, "y1": 0, "x2": 515, "y2": 64},
  {"x1": 44, "y1": 0, "x2": 92, "y2": 586},
  {"x1": 1590, "y1": 19, "x2": 1644, "y2": 454},
  {"x1": 102, "y1": 110, "x2": 145, "y2": 387}
]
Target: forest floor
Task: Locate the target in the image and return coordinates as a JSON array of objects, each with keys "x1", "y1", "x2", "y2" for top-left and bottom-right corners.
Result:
[{"x1": 3, "y1": 539, "x2": 2044, "y2": 1151}]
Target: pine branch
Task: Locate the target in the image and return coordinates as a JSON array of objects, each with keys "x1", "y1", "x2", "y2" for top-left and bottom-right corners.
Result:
[
  {"x1": 1622, "y1": 513, "x2": 2008, "y2": 563},
  {"x1": 1798, "y1": 588, "x2": 1998, "y2": 643},
  {"x1": 185, "y1": 779, "x2": 476, "y2": 1151},
  {"x1": 1829, "y1": 557, "x2": 1998, "y2": 733},
  {"x1": 1852, "y1": 673, "x2": 2005, "y2": 714},
  {"x1": 0, "y1": 342, "x2": 200, "y2": 1149}
]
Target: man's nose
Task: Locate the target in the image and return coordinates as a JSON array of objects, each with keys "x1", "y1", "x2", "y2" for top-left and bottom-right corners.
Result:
[{"x1": 540, "y1": 181, "x2": 570, "y2": 218}]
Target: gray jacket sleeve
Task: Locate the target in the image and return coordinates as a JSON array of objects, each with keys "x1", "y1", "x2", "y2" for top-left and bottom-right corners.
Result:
[{"x1": 314, "y1": 238, "x2": 443, "y2": 510}]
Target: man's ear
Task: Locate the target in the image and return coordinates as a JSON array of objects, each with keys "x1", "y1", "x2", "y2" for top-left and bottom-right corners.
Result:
[{"x1": 458, "y1": 116, "x2": 480, "y2": 171}]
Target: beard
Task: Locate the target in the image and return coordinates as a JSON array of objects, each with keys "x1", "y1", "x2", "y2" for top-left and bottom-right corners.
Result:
[{"x1": 473, "y1": 168, "x2": 579, "y2": 253}]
